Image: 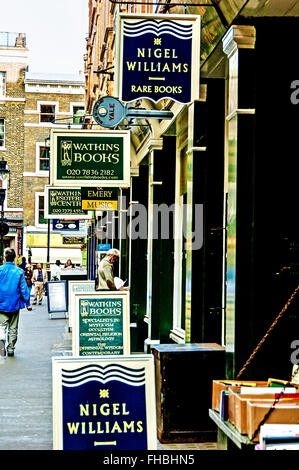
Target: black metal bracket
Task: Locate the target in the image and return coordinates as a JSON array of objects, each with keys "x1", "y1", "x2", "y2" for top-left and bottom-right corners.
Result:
[
  {"x1": 51, "y1": 115, "x2": 151, "y2": 130},
  {"x1": 93, "y1": 65, "x2": 114, "y2": 80},
  {"x1": 108, "y1": 0, "x2": 229, "y2": 27}
]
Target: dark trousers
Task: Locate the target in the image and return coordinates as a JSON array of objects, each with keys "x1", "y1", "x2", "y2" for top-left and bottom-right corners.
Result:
[{"x1": 0, "y1": 310, "x2": 20, "y2": 353}]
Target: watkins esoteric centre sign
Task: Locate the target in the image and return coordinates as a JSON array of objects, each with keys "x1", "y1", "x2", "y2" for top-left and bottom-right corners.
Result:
[{"x1": 115, "y1": 14, "x2": 201, "y2": 104}]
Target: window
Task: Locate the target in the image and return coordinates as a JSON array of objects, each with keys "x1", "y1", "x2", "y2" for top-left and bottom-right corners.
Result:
[
  {"x1": 40, "y1": 104, "x2": 56, "y2": 123},
  {"x1": 39, "y1": 146, "x2": 50, "y2": 171},
  {"x1": 37, "y1": 195, "x2": 47, "y2": 225},
  {"x1": 0, "y1": 119, "x2": 4, "y2": 147},
  {"x1": 0, "y1": 72, "x2": 6, "y2": 97},
  {"x1": 73, "y1": 106, "x2": 85, "y2": 124}
]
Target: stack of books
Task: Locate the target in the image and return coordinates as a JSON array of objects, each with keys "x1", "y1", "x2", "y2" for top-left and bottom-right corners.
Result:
[{"x1": 256, "y1": 424, "x2": 299, "y2": 450}]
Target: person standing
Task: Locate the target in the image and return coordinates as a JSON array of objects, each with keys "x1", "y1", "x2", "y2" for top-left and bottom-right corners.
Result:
[
  {"x1": 64, "y1": 259, "x2": 74, "y2": 269},
  {"x1": 24, "y1": 264, "x2": 33, "y2": 297},
  {"x1": 0, "y1": 248, "x2": 32, "y2": 357},
  {"x1": 51, "y1": 259, "x2": 61, "y2": 281},
  {"x1": 96, "y1": 248, "x2": 120, "y2": 290},
  {"x1": 32, "y1": 263, "x2": 47, "y2": 305},
  {"x1": 18, "y1": 257, "x2": 27, "y2": 271}
]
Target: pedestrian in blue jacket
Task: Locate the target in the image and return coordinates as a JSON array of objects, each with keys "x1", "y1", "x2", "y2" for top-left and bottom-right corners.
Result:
[{"x1": 0, "y1": 248, "x2": 32, "y2": 357}]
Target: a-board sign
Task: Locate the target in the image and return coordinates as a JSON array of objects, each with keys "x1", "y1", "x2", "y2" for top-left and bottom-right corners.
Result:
[
  {"x1": 81, "y1": 187, "x2": 119, "y2": 211},
  {"x1": 72, "y1": 292, "x2": 130, "y2": 356},
  {"x1": 115, "y1": 13, "x2": 201, "y2": 104},
  {"x1": 47, "y1": 281, "x2": 67, "y2": 318},
  {"x1": 52, "y1": 355, "x2": 157, "y2": 450},
  {"x1": 50, "y1": 129, "x2": 130, "y2": 187},
  {"x1": 44, "y1": 185, "x2": 92, "y2": 220},
  {"x1": 68, "y1": 280, "x2": 96, "y2": 331}
]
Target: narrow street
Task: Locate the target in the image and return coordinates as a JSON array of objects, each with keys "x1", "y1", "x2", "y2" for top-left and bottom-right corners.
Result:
[{"x1": 0, "y1": 298, "x2": 217, "y2": 452}]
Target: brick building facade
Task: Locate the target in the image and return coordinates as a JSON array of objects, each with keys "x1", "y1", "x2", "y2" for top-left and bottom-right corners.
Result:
[
  {"x1": 23, "y1": 72, "x2": 85, "y2": 264},
  {"x1": 0, "y1": 32, "x2": 85, "y2": 264},
  {"x1": 0, "y1": 32, "x2": 28, "y2": 256}
]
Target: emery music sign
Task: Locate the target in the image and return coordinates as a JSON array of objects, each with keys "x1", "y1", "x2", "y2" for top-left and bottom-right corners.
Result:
[{"x1": 115, "y1": 13, "x2": 201, "y2": 104}]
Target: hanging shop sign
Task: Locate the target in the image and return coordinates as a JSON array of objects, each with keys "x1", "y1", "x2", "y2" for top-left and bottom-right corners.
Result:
[
  {"x1": 52, "y1": 219, "x2": 80, "y2": 231},
  {"x1": 72, "y1": 292, "x2": 130, "y2": 357},
  {"x1": 62, "y1": 237, "x2": 85, "y2": 245},
  {"x1": 115, "y1": 13, "x2": 201, "y2": 104},
  {"x1": 52, "y1": 355, "x2": 157, "y2": 450},
  {"x1": 44, "y1": 186, "x2": 92, "y2": 220},
  {"x1": 81, "y1": 187, "x2": 119, "y2": 211},
  {"x1": 50, "y1": 129, "x2": 130, "y2": 187}
]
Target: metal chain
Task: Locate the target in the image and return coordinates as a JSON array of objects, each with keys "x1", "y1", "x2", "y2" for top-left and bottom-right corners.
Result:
[
  {"x1": 250, "y1": 367, "x2": 299, "y2": 442},
  {"x1": 236, "y1": 285, "x2": 299, "y2": 379},
  {"x1": 233, "y1": 285, "x2": 299, "y2": 442}
]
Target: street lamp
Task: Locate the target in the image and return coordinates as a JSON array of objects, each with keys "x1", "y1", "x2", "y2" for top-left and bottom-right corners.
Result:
[
  {"x1": 0, "y1": 158, "x2": 10, "y2": 263},
  {"x1": 45, "y1": 135, "x2": 51, "y2": 280}
]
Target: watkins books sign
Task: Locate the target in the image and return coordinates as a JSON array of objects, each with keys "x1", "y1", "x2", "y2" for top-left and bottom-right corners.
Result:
[
  {"x1": 115, "y1": 14, "x2": 201, "y2": 104},
  {"x1": 50, "y1": 129, "x2": 130, "y2": 187}
]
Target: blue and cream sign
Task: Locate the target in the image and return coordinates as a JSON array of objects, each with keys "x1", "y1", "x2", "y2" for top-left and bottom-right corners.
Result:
[
  {"x1": 52, "y1": 356, "x2": 157, "y2": 450},
  {"x1": 116, "y1": 14, "x2": 201, "y2": 104}
]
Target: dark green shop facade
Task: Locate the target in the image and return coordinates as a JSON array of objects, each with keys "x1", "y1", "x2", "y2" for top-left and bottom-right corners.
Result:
[
  {"x1": 92, "y1": 14, "x2": 299, "y2": 386},
  {"x1": 83, "y1": 11, "x2": 299, "y2": 413}
]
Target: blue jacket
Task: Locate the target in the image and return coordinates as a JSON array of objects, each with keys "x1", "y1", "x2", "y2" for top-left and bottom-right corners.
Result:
[{"x1": 0, "y1": 262, "x2": 30, "y2": 312}]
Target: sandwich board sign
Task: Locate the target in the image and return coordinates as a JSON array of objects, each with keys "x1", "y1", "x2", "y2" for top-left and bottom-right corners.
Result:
[
  {"x1": 67, "y1": 280, "x2": 96, "y2": 331},
  {"x1": 52, "y1": 355, "x2": 157, "y2": 450},
  {"x1": 50, "y1": 129, "x2": 130, "y2": 188},
  {"x1": 47, "y1": 281, "x2": 67, "y2": 319},
  {"x1": 72, "y1": 292, "x2": 130, "y2": 356}
]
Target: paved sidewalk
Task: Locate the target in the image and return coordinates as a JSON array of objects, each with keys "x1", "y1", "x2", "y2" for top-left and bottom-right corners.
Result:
[{"x1": 0, "y1": 299, "x2": 217, "y2": 451}]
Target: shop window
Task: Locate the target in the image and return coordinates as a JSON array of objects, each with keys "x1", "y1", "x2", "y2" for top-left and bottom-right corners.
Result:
[
  {"x1": 0, "y1": 72, "x2": 6, "y2": 97},
  {"x1": 39, "y1": 145, "x2": 50, "y2": 171},
  {"x1": 0, "y1": 119, "x2": 4, "y2": 147},
  {"x1": 40, "y1": 104, "x2": 56, "y2": 123}
]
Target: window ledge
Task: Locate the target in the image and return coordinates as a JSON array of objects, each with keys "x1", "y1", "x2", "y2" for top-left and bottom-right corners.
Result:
[
  {"x1": 169, "y1": 328, "x2": 185, "y2": 344},
  {"x1": 23, "y1": 172, "x2": 49, "y2": 177}
]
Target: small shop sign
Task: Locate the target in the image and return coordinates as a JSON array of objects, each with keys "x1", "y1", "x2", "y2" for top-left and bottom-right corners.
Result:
[
  {"x1": 81, "y1": 187, "x2": 119, "y2": 211},
  {"x1": 52, "y1": 219, "x2": 80, "y2": 231},
  {"x1": 62, "y1": 237, "x2": 85, "y2": 245},
  {"x1": 44, "y1": 186, "x2": 92, "y2": 220}
]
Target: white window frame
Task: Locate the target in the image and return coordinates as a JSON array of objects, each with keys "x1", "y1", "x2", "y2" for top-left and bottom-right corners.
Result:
[
  {"x1": 38, "y1": 101, "x2": 58, "y2": 124},
  {"x1": 0, "y1": 118, "x2": 5, "y2": 149},
  {"x1": 0, "y1": 72, "x2": 6, "y2": 97},
  {"x1": 36, "y1": 142, "x2": 50, "y2": 175},
  {"x1": 35, "y1": 192, "x2": 47, "y2": 228}
]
